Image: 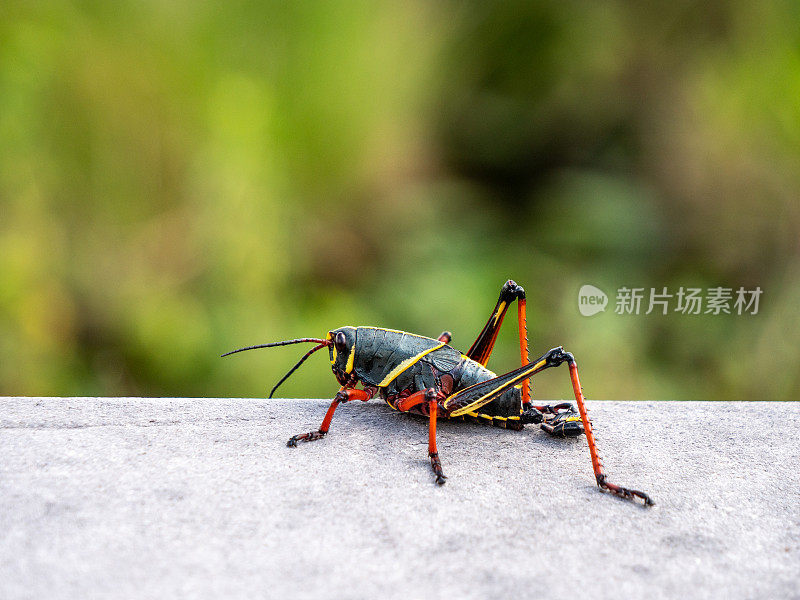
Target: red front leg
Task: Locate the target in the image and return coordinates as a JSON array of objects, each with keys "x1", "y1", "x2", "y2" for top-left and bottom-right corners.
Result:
[{"x1": 286, "y1": 386, "x2": 374, "y2": 447}]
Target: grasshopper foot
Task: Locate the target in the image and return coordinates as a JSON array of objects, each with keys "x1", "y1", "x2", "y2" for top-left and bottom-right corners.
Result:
[
  {"x1": 597, "y1": 475, "x2": 654, "y2": 506},
  {"x1": 429, "y1": 452, "x2": 447, "y2": 485},
  {"x1": 286, "y1": 430, "x2": 326, "y2": 447}
]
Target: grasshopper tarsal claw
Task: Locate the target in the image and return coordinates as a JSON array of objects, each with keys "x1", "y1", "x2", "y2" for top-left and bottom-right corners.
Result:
[
  {"x1": 429, "y1": 452, "x2": 447, "y2": 485},
  {"x1": 286, "y1": 431, "x2": 326, "y2": 447},
  {"x1": 597, "y1": 475, "x2": 654, "y2": 506}
]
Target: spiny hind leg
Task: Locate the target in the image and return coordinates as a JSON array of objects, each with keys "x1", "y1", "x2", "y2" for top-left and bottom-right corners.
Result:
[
  {"x1": 286, "y1": 387, "x2": 372, "y2": 446},
  {"x1": 549, "y1": 348, "x2": 653, "y2": 505},
  {"x1": 475, "y1": 346, "x2": 652, "y2": 504}
]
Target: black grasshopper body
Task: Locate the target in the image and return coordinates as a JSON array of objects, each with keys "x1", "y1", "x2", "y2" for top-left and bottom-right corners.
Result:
[
  {"x1": 329, "y1": 326, "x2": 524, "y2": 423},
  {"x1": 223, "y1": 280, "x2": 653, "y2": 505}
]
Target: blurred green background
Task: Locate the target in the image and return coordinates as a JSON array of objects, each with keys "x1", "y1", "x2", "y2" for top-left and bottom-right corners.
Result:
[{"x1": 2, "y1": 1, "x2": 798, "y2": 400}]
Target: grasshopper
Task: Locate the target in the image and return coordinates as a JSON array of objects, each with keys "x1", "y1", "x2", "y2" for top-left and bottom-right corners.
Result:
[{"x1": 223, "y1": 280, "x2": 653, "y2": 505}]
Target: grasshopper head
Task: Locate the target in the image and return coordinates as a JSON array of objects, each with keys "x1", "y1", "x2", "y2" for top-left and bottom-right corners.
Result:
[{"x1": 327, "y1": 326, "x2": 357, "y2": 386}]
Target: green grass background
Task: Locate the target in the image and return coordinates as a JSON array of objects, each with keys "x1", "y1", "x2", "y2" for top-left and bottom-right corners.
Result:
[{"x1": 2, "y1": 1, "x2": 799, "y2": 400}]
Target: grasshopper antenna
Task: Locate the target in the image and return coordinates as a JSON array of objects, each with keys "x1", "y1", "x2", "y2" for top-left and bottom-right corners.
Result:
[
  {"x1": 269, "y1": 342, "x2": 328, "y2": 398},
  {"x1": 221, "y1": 338, "x2": 329, "y2": 357}
]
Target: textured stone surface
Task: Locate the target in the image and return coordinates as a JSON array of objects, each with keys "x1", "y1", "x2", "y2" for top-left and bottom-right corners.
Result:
[{"x1": 1, "y1": 398, "x2": 798, "y2": 599}]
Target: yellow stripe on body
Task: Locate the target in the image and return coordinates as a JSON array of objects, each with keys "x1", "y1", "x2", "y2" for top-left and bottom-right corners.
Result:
[
  {"x1": 465, "y1": 412, "x2": 513, "y2": 423},
  {"x1": 449, "y1": 359, "x2": 546, "y2": 417},
  {"x1": 377, "y1": 342, "x2": 446, "y2": 388},
  {"x1": 466, "y1": 414, "x2": 520, "y2": 422}
]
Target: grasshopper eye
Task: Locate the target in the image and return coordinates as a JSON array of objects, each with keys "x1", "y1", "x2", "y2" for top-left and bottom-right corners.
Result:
[{"x1": 334, "y1": 332, "x2": 347, "y2": 352}]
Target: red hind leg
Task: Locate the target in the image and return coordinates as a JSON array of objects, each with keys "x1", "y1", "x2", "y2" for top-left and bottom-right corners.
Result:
[{"x1": 565, "y1": 357, "x2": 653, "y2": 506}]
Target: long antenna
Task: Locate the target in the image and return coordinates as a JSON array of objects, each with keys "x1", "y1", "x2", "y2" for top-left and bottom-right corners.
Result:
[
  {"x1": 269, "y1": 342, "x2": 328, "y2": 398},
  {"x1": 221, "y1": 338, "x2": 329, "y2": 357}
]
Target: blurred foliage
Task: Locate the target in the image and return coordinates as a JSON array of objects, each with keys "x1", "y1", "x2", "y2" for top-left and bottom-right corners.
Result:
[{"x1": 1, "y1": 1, "x2": 799, "y2": 400}]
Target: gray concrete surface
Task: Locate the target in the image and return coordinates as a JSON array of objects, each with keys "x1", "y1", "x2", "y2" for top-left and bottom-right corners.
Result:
[{"x1": 1, "y1": 398, "x2": 798, "y2": 600}]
